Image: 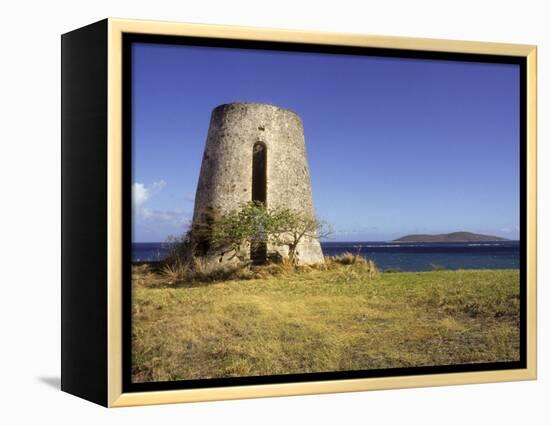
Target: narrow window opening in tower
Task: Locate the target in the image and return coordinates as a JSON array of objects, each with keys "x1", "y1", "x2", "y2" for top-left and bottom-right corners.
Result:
[
  {"x1": 251, "y1": 142, "x2": 267, "y2": 264},
  {"x1": 252, "y1": 142, "x2": 267, "y2": 204}
]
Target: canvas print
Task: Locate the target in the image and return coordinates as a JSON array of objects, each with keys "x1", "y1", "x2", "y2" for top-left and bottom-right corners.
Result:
[{"x1": 129, "y1": 41, "x2": 522, "y2": 385}]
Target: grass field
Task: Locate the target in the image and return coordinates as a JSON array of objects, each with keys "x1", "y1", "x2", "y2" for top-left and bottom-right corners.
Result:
[{"x1": 131, "y1": 263, "x2": 520, "y2": 383}]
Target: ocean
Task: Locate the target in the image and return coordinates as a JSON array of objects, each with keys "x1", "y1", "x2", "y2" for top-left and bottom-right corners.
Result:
[{"x1": 132, "y1": 241, "x2": 520, "y2": 272}]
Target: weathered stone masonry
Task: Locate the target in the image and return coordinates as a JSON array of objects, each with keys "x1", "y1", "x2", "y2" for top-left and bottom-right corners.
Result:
[{"x1": 190, "y1": 102, "x2": 324, "y2": 265}]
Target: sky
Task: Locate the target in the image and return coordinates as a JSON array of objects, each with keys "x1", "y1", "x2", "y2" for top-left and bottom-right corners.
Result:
[{"x1": 132, "y1": 42, "x2": 520, "y2": 242}]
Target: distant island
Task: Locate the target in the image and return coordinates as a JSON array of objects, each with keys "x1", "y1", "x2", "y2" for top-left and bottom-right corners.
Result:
[{"x1": 394, "y1": 232, "x2": 509, "y2": 243}]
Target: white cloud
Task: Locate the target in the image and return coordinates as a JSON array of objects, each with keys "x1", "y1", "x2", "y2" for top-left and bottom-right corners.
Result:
[
  {"x1": 143, "y1": 209, "x2": 191, "y2": 227},
  {"x1": 132, "y1": 180, "x2": 166, "y2": 208},
  {"x1": 133, "y1": 183, "x2": 148, "y2": 207},
  {"x1": 132, "y1": 180, "x2": 192, "y2": 240},
  {"x1": 133, "y1": 207, "x2": 192, "y2": 242}
]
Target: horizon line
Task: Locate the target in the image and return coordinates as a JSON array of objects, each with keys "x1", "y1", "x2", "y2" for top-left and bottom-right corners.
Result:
[{"x1": 132, "y1": 239, "x2": 520, "y2": 244}]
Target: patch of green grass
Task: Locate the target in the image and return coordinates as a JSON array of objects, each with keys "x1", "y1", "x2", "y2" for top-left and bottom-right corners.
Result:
[{"x1": 131, "y1": 265, "x2": 520, "y2": 382}]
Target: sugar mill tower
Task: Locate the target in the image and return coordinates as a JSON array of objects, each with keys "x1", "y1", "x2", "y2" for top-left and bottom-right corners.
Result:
[{"x1": 190, "y1": 102, "x2": 324, "y2": 265}]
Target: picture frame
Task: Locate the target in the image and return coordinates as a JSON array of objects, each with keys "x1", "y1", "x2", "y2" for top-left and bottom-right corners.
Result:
[{"x1": 61, "y1": 18, "x2": 537, "y2": 407}]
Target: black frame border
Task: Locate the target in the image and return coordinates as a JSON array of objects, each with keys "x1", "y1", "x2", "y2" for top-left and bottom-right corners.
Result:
[{"x1": 122, "y1": 33, "x2": 527, "y2": 393}]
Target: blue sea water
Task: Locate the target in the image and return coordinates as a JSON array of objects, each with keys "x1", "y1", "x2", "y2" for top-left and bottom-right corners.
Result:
[{"x1": 132, "y1": 241, "x2": 520, "y2": 272}]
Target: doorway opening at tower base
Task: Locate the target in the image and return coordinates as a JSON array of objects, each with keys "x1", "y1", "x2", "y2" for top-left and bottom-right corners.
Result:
[{"x1": 251, "y1": 142, "x2": 267, "y2": 264}]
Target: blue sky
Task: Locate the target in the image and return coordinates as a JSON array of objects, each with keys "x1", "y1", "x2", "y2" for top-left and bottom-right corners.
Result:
[{"x1": 132, "y1": 42, "x2": 520, "y2": 242}]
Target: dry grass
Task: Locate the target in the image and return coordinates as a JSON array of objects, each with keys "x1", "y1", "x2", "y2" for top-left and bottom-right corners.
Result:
[
  {"x1": 151, "y1": 254, "x2": 378, "y2": 285},
  {"x1": 131, "y1": 263, "x2": 520, "y2": 383}
]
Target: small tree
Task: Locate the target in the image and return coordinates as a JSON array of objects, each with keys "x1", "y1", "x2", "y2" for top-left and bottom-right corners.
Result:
[
  {"x1": 211, "y1": 201, "x2": 271, "y2": 260},
  {"x1": 269, "y1": 207, "x2": 333, "y2": 264},
  {"x1": 211, "y1": 202, "x2": 332, "y2": 265}
]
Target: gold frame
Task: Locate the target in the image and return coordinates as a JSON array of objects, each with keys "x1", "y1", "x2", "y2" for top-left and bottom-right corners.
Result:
[{"x1": 106, "y1": 18, "x2": 537, "y2": 407}]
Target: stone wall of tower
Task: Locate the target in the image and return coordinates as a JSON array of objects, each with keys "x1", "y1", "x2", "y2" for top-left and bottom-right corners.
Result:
[{"x1": 190, "y1": 102, "x2": 324, "y2": 265}]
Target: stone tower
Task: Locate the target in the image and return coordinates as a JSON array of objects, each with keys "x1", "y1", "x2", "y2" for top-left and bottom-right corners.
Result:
[{"x1": 190, "y1": 102, "x2": 324, "y2": 266}]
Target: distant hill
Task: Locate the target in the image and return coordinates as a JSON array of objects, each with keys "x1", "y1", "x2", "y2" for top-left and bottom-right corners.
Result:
[{"x1": 394, "y1": 232, "x2": 509, "y2": 243}]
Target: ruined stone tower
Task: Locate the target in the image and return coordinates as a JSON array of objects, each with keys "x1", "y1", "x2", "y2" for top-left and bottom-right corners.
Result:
[{"x1": 190, "y1": 102, "x2": 324, "y2": 266}]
